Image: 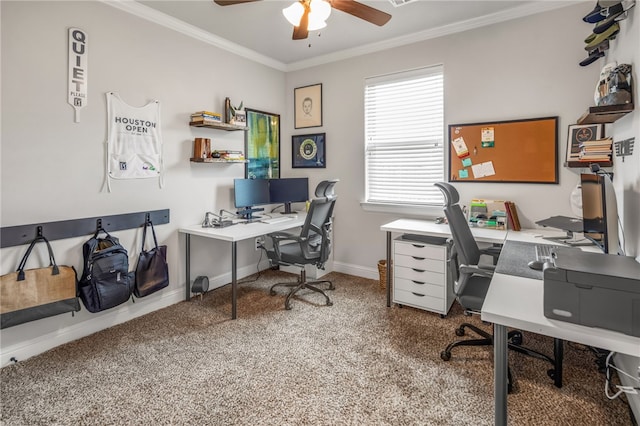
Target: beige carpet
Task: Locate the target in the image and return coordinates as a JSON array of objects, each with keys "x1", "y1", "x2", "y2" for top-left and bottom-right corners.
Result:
[{"x1": 0, "y1": 271, "x2": 633, "y2": 425}]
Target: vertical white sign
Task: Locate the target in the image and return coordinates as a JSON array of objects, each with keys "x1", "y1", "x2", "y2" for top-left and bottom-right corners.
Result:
[{"x1": 68, "y1": 28, "x2": 88, "y2": 123}]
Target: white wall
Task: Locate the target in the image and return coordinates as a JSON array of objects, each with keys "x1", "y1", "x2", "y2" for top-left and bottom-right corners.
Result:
[
  {"x1": 2, "y1": 1, "x2": 638, "y2": 365},
  {"x1": 285, "y1": 3, "x2": 633, "y2": 275},
  {"x1": 604, "y1": 4, "x2": 640, "y2": 258},
  {"x1": 0, "y1": 0, "x2": 285, "y2": 365}
]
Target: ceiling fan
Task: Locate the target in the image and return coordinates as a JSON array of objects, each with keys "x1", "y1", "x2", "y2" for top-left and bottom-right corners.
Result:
[{"x1": 213, "y1": 0, "x2": 392, "y2": 40}]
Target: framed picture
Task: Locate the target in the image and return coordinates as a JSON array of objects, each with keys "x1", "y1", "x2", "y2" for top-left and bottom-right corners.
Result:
[
  {"x1": 245, "y1": 108, "x2": 280, "y2": 179},
  {"x1": 294, "y1": 83, "x2": 322, "y2": 129},
  {"x1": 292, "y1": 133, "x2": 326, "y2": 168},
  {"x1": 566, "y1": 123, "x2": 604, "y2": 166}
]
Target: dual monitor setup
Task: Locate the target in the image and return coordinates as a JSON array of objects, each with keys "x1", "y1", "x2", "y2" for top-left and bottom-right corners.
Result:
[
  {"x1": 234, "y1": 177, "x2": 309, "y2": 219},
  {"x1": 538, "y1": 167, "x2": 620, "y2": 255}
]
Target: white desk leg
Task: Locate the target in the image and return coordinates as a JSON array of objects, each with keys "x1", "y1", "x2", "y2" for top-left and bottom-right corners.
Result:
[
  {"x1": 231, "y1": 241, "x2": 237, "y2": 320},
  {"x1": 185, "y1": 234, "x2": 191, "y2": 301},
  {"x1": 386, "y1": 231, "x2": 392, "y2": 307},
  {"x1": 494, "y1": 323, "x2": 508, "y2": 426}
]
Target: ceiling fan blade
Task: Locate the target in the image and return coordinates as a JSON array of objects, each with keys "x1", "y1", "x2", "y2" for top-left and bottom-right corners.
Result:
[
  {"x1": 292, "y1": 5, "x2": 310, "y2": 40},
  {"x1": 213, "y1": 0, "x2": 261, "y2": 6},
  {"x1": 329, "y1": 0, "x2": 391, "y2": 26}
]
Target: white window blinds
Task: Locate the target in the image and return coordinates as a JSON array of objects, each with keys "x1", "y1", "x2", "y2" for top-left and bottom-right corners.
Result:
[{"x1": 365, "y1": 65, "x2": 444, "y2": 206}]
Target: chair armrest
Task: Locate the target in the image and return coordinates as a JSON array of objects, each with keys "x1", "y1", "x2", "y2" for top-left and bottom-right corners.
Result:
[{"x1": 459, "y1": 264, "x2": 494, "y2": 278}]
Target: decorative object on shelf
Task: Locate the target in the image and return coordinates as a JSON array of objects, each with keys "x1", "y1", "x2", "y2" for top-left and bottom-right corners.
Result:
[
  {"x1": 245, "y1": 108, "x2": 280, "y2": 179},
  {"x1": 226, "y1": 99, "x2": 244, "y2": 125},
  {"x1": 292, "y1": 133, "x2": 326, "y2": 168},
  {"x1": 566, "y1": 123, "x2": 604, "y2": 165},
  {"x1": 614, "y1": 137, "x2": 635, "y2": 162},
  {"x1": 232, "y1": 110, "x2": 246, "y2": 126},
  {"x1": 294, "y1": 83, "x2": 322, "y2": 129},
  {"x1": 193, "y1": 138, "x2": 211, "y2": 159},
  {"x1": 595, "y1": 63, "x2": 633, "y2": 106}
]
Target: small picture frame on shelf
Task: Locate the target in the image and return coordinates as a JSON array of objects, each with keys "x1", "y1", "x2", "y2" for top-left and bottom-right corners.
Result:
[
  {"x1": 292, "y1": 133, "x2": 326, "y2": 168},
  {"x1": 566, "y1": 123, "x2": 604, "y2": 165},
  {"x1": 232, "y1": 110, "x2": 246, "y2": 126}
]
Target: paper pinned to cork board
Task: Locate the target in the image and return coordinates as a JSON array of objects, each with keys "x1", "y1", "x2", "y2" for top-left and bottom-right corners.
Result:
[{"x1": 471, "y1": 161, "x2": 496, "y2": 178}]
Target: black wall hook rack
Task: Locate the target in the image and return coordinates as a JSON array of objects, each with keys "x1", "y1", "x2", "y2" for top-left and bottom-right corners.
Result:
[{"x1": 0, "y1": 209, "x2": 170, "y2": 248}]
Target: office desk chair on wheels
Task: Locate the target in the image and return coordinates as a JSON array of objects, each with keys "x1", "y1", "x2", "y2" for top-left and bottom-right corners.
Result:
[
  {"x1": 434, "y1": 182, "x2": 562, "y2": 391},
  {"x1": 265, "y1": 179, "x2": 338, "y2": 310}
]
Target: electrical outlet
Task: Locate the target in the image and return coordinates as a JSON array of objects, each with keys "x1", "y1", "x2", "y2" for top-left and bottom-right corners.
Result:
[{"x1": 255, "y1": 236, "x2": 265, "y2": 251}]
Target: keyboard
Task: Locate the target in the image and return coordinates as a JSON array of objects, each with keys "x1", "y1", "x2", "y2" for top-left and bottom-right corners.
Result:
[
  {"x1": 535, "y1": 244, "x2": 554, "y2": 262},
  {"x1": 261, "y1": 216, "x2": 293, "y2": 224}
]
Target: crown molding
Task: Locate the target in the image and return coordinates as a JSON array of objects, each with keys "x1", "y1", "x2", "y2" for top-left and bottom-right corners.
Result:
[
  {"x1": 101, "y1": 0, "x2": 288, "y2": 72},
  {"x1": 103, "y1": 0, "x2": 582, "y2": 73},
  {"x1": 287, "y1": 1, "x2": 583, "y2": 71}
]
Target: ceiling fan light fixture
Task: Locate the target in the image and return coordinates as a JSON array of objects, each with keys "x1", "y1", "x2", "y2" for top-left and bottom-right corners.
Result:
[
  {"x1": 310, "y1": 0, "x2": 331, "y2": 21},
  {"x1": 283, "y1": 2, "x2": 305, "y2": 26}
]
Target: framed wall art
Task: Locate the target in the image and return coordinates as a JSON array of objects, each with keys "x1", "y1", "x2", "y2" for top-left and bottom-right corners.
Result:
[
  {"x1": 292, "y1": 133, "x2": 326, "y2": 168},
  {"x1": 245, "y1": 108, "x2": 280, "y2": 179},
  {"x1": 294, "y1": 83, "x2": 322, "y2": 129},
  {"x1": 565, "y1": 123, "x2": 604, "y2": 167}
]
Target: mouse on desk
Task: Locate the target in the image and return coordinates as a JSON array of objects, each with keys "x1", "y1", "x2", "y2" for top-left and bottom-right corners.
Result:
[{"x1": 528, "y1": 260, "x2": 554, "y2": 271}]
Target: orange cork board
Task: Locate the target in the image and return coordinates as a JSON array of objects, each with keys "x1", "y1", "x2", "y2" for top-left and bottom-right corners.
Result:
[{"x1": 448, "y1": 116, "x2": 558, "y2": 184}]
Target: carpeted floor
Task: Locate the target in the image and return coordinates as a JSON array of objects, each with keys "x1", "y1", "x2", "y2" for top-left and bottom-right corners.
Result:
[{"x1": 0, "y1": 271, "x2": 634, "y2": 425}]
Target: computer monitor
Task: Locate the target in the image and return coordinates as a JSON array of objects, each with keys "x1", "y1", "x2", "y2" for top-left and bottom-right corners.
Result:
[
  {"x1": 580, "y1": 172, "x2": 620, "y2": 254},
  {"x1": 233, "y1": 178, "x2": 270, "y2": 218},
  {"x1": 269, "y1": 178, "x2": 309, "y2": 214}
]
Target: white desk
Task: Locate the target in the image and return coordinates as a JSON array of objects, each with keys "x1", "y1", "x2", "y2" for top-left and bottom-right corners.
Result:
[
  {"x1": 179, "y1": 214, "x2": 306, "y2": 319},
  {"x1": 483, "y1": 247, "x2": 640, "y2": 426},
  {"x1": 380, "y1": 218, "x2": 640, "y2": 425}
]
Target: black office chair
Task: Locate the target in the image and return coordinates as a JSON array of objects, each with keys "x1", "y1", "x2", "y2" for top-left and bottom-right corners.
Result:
[
  {"x1": 265, "y1": 179, "x2": 338, "y2": 310},
  {"x1": 434, "y1": 182, "x2": 560, "y2": 390}
]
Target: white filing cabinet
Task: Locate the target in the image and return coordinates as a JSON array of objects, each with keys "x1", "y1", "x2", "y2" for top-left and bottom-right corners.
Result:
[{"x1": 392, "y1": 237, "x2": 454, "y2": 316}]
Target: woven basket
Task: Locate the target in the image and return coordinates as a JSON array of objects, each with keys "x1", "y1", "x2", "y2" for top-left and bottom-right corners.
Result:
[{"x1": 377, "y1": 260, "x2": 390, "y2": 289}]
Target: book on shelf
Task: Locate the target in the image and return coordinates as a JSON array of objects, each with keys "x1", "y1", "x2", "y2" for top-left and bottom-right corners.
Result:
[
  {"x1": 192, "y1": 110, "x2": 219, "y2": 117},
  {"x1": 504, "y1": 201, "x2": 521, "y2": 231},
  {"x1": 191, "y1": 115, "x2": 222, "y2": 122},
  {"x1": 578, "y1": 137, "x2": 612, "y2": 147}
]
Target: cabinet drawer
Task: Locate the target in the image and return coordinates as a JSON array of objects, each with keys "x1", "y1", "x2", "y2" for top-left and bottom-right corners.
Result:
[
  {"x1": 394, "y1": 288, "x2": 444, "y2": 312},
  {"x1": 394, "y1": 253, "x2": 444, "y2": 273},
  {"x1": 395, "y1": 265, "x2": 445, "y2": 286},
  {"x1": 394, "y1": 277, "x2": 443, "y2": 298},
  {"x1": 394, "y1": 240, "x2": 446, "y2": 260}
]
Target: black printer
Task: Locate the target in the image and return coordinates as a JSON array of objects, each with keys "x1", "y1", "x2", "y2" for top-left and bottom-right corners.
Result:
[{"x1": 543, "y1": 247, "x2": 640, "y2": 337}]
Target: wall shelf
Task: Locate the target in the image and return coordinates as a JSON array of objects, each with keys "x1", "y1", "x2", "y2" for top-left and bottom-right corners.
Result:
[
  {"x1": 189, "y1": 121, "x2": 248, "y2": 131},
  {"x1": 577, "y1": 104, "x2": 634, "y2": 125},
  {"x1": 190, "y1": 158, "x2": 247, "y2": 163}
]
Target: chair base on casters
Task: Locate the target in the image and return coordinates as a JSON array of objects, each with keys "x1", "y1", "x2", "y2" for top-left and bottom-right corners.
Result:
[
  {"x1": 269, "y1": 268, "x2": 334, "y2": 310},
  {"x1": 439, "y1": 323, "x2": 562, "y2": 393}
]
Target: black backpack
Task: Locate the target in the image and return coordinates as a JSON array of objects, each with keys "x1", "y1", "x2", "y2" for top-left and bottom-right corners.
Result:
[{"x1": 78, "y1": 228, "x2": 134, "y2": 313}]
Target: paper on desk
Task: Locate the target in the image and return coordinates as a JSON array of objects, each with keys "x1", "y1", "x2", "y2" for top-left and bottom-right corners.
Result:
[{"x1": 471, "y1": 161, "x2": 496, "y2": 178}]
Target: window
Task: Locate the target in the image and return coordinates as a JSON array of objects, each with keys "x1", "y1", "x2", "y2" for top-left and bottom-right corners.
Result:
[{"x1": 364, "y1": 65, "x2": 444, "y2": 208}]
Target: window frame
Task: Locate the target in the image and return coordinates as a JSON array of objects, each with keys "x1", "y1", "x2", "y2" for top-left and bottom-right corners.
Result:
[{"x1": 362, "y1": 65, "x2": 446, "y2": 216}]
